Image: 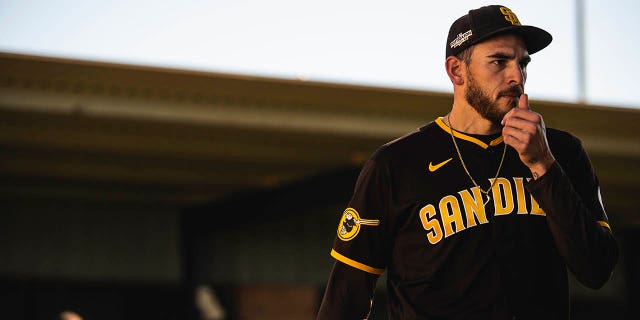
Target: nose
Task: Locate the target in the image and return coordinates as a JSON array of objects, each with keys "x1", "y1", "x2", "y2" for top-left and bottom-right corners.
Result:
[{"x1": 507, "y1": 62, "x2": 526, "y2": 86}]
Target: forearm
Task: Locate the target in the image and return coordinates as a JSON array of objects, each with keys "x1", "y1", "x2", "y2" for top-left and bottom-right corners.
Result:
[
  {"x1": 317, "y1": 261, "x2": 378, "y2": 320},
  {"x1": 526, "y1": 162, "x2": 619, "y2": 288}
]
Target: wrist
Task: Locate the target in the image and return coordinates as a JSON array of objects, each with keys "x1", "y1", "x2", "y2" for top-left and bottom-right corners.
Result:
[{"x1": 529, "y1": 156, "x2": 555, "y2": 180}]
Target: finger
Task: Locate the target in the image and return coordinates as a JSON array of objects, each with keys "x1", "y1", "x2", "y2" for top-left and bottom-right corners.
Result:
[
  {"x1": 504, "y1": 108, "x2": 542, "y2": 125},
  {"x1": 502, "y1": 116, "x2": 538, "y2": 133},
  {"x1": 502, "y1": 98, "x2": 534, "y2": 125},
  {"x1": 502, "y1": 131, "x2": 526, "y2": 152},
  {"x1": 518, "y1": 93, "x2": 529, "y2": 110},
  {"x1": 501, "y1": 107, "x2": 517, "y2": 125},
  {"x1": 503, "y1": 125, "x2": 533, "y2": 143}
]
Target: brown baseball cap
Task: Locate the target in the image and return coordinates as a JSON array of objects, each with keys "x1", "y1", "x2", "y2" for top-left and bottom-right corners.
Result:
[{"x1": 446, "y1": 5, "x2": 552, "y2": 58}]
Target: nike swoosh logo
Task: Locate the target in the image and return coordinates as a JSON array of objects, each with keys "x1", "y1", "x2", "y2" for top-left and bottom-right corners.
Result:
[{"x1": 428, "y1": 158, "x2": 453, "y2": 172}]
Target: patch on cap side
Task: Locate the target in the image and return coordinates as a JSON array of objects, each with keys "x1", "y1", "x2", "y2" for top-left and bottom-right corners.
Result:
[{"x1": 449, "y1": 30, "x2": 473, "y2": 49}]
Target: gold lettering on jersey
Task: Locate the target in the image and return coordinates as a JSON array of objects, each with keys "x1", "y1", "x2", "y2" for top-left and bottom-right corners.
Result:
[
  {"x1": 530, "y1": 196, "x2": 545, "y2": 215},
  {"x1": 490, "y1": 178, "x2": 514, "y2": 216},
  {"x1": 527, "y1": 178, "x2": 546, "y2": 216},
  {"x1": 419, "y1": 177, "x2": 546, "y2": 245},
  {"x1": 458, "y1": 187, "x2": 488, "y2": 227},
  {"x1": 419, "y1": 204, "x2": 442, "y2": 244},
  {"x1": 500, "y1": 7, "x2": 521, "y2": 26},
  {"x1": 513, "y1": 177, "x2": 529, "y2": 214},
  {"x1": 439, "y1": 195, "x2": 466, "y2": 238}
]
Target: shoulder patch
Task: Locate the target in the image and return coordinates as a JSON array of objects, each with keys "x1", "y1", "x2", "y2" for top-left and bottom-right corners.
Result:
[{"x1": 337, "y1": 208, "x2": 380, "y2": 241}]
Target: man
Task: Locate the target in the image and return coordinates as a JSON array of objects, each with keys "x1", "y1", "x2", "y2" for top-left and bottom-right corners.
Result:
[{"x1": 316, "y1": 5, "x2": 618, "y2": 319}]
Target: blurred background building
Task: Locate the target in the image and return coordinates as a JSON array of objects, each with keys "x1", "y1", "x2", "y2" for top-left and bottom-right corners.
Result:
[{"x1": 0, "y1": 1, "x2": 638, "y2": 319}]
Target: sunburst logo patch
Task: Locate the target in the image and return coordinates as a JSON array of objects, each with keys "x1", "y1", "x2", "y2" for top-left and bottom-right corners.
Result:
[{"x1": 337, "y1": 208, "x2": 380, "y2": 241}]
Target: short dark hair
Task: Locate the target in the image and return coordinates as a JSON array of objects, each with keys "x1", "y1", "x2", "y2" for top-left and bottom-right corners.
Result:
[{"x1": 455, "y1": 45, "x2": 474, "y2": 65}]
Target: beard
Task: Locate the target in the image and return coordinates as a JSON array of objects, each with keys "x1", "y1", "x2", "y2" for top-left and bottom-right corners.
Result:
[{"x1": 465, "y1": 71, "x2": 523, "y2": 127}]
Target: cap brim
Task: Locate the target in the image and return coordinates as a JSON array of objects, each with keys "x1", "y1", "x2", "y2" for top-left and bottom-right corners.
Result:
[{"x1": 469, "y1": 25, "x2": 552, "y2": 55}]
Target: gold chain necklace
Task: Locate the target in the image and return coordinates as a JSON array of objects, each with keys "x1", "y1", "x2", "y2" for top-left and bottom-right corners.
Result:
[{"x1": 445, "y1": 116, "x2": 507, "y2": 205}]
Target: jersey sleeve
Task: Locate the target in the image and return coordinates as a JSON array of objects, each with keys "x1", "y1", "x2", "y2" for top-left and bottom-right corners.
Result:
[
  {"x1": 330, "y1": 157, "x2": 391, "y2": 275},
  {"x1": 526, "y1": 134, "x2": 619, "y2": 289}
]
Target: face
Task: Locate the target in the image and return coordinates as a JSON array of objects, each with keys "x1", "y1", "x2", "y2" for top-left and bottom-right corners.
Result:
[{"x1": 463, "y1": 34, "x2": 530, "y2": 126}]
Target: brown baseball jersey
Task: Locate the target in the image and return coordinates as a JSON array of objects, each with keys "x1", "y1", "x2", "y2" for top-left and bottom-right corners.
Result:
[{"x1": 327, "y1": 117, "x2": 618, "y2": 319}]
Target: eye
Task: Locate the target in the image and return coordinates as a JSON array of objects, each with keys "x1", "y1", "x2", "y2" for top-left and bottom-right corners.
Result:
[{"x1": 492, "y1": 60, "x2": 506, "y2": 66}]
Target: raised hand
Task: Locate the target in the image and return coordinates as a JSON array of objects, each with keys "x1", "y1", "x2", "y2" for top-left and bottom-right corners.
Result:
[{"x1": 501, "y1": 93, "x2": 556, "y2": 179}]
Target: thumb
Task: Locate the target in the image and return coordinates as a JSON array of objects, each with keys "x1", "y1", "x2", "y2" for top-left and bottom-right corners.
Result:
[{"x1": 518, "y1": 93, "x2": 529, "y2": 110}]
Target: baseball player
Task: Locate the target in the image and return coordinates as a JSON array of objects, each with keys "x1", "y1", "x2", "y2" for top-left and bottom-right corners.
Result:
[{"x1": 316, "y1": 5, "x2": 619, "y2": 319}]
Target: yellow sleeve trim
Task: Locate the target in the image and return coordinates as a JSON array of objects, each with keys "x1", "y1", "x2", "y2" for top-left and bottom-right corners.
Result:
[
  {"x1": 597, "y1": 220, "x2": 612, "y2": 232},
  {"x1": 330, "y1": 249, "x2": 385, "y2": 275}
]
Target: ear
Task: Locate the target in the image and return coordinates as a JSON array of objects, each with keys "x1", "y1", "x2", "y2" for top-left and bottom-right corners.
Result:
[{"x1": 445, "y1": 56, "x2": 465, "y2": 86}]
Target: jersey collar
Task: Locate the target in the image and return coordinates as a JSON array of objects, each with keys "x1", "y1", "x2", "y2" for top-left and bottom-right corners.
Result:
[{"x1": 435, "y1": 117, "x2": 504, "y2": 149}]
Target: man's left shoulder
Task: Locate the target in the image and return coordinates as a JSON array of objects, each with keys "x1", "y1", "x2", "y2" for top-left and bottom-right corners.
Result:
[
  {"x1": 546, "y1": 127, "x2": 583, "y2": 149},
  {"x1": 546, "y1": 127, "x2": 590, "y2": 168}
]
